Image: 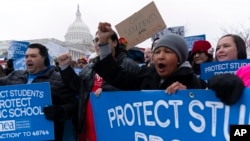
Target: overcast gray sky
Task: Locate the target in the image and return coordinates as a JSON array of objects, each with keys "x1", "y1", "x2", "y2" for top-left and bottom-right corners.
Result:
[{"x1": 1, "y1": 0, "x2": 250, "y2": 48}]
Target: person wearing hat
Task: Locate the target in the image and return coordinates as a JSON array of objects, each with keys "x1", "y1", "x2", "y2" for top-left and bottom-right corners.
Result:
[
  {"x1": 77, "y1": 57, "x2": 88, "y2": 68},
  {"x1": 190, "y1": 40, "x2": 214, "y2": 76},
  {"x1": 89, "y1": 22, "x2": 203, "y2": 93},
  {"x1": 87, "y1": 23, "x2": 244, "y2": 106}
]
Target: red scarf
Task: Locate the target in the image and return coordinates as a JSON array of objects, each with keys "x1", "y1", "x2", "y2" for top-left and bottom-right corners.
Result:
[{"x1": 79, "y1": 73, "x2": 103, "y2": 141}]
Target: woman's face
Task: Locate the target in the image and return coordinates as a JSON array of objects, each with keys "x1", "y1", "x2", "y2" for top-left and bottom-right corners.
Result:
[
  {"x1": 216, "y1": 36, "x2": 238, "y2": 61},
  {"x1": 192, "y1": 51, "x2": 209, "y2": 64},
  {"x1": 153, "y1": 47, "x2": 178, "y2": 79}
]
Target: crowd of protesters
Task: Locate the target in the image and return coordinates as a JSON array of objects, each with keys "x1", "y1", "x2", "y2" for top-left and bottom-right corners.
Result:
[{"x1": 1, "y1": 21, "x2": 250, "y2": 141}]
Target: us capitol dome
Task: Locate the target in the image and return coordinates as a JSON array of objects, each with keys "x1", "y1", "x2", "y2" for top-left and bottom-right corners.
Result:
[
  {"x1": 0, "y1": 5, "x2": 94, "y2": 62},
  {"x1": 65, "y1": 5, "x2": 93, "y2": 45}
]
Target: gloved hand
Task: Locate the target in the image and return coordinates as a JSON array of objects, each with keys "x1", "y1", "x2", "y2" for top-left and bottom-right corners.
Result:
[
  {"x1": 43, "y1": 105, "x2": 66, "y2": 121},
  {"x1": 208, "y1": 73, "x2": 245, "y2": 105}
]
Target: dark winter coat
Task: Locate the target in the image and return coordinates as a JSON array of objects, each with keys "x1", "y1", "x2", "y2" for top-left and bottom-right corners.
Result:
[
  {"x1": 102, "y1": 51, "x2": 141, "y2": 91},
  {"x1": 60, "y1": 52, "x2": 141, "y2": 140},
  {"x1": 93, "y1": 54, "x2": 203, "y2": 90},
  {"x1": 0, "y1": 67, "x2": 77, "y2": 141}
]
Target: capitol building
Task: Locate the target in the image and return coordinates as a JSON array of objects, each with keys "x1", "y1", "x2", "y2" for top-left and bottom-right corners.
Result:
[{"x1": 0, "y1": 5, "x2": 94, "y2": 62}]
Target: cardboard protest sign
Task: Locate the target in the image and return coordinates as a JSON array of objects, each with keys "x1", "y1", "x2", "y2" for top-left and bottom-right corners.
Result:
[
  {"x1": 115, "y1": 1, "x2": 166, "y2": 49},
  {"x1": 0, "y1": 83, "x2": 54, "y2": 141},
  {"x1": 200, "y1": 59, "x2": 250, "y2": 80},
  {"x1": 90, "y1": 88, "x2": 250, "y2": 141}
]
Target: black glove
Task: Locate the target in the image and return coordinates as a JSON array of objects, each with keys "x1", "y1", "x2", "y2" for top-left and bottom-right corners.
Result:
[
  {"x1": 208, "y1": 73, "x2": 245, "y2": 105},
  {"x1": 43, "y1": 105, "x2": 66, "y2": 121}
]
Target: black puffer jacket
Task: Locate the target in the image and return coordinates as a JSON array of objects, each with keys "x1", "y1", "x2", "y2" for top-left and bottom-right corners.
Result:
[{"x1": 0, "y1": 67, "x2": 77, "y2": 141}]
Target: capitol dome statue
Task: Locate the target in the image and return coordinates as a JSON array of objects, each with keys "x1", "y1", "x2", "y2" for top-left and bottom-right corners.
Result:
[
  {"x1": 63, "y1": 5, "x2": 94, "y2": 60},
  {"x1": 65, "y1": 5, "x2": 93, "y2": 45}
]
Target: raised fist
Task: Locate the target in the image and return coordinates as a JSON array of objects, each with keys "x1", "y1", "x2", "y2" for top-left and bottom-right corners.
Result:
[
  {"x1": 98, "y1": 22, "x2": 111, "y2": 32},
  {"x1": 57, "y1": 53, "x2": 72, "y2": 66}
]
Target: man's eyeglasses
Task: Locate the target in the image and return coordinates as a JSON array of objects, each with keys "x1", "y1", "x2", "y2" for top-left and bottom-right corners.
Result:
[{"x1": 93, "y1": 38, "x2": 99, "y2": 43}]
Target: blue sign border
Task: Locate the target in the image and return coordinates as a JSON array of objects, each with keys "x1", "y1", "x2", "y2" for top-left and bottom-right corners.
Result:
[
  {"x1": 90, "y1": 89, "x2": 250, "y2": 141},
  {"x1": 0, "y1": 83, "x2": 54, "y2": 141}
]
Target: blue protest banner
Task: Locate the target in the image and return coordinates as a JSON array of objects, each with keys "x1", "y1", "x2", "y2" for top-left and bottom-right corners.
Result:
[
  {"x1": 7, "y1": 41, "x2": 29, "y2": 60},
  {"x1": 200, "y1": 59, "x2": 250, "y2": 80},
  {"x1": 13, "y1": 57, "x2": 26, "y2": 70},
  {"x1": 90, "y1": 88, "x2": 250, "y2": 141},
  {"x1": 184, "y1": 34, "x2": 206, "y2": 51},
  {"x1": 0, "y1": 83, "x2": 54, "y2": 141}
]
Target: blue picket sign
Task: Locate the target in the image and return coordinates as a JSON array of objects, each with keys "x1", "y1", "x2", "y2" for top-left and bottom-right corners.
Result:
[{"x1": 90, "y1": 88, "x2": 250, "y2": 141}]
